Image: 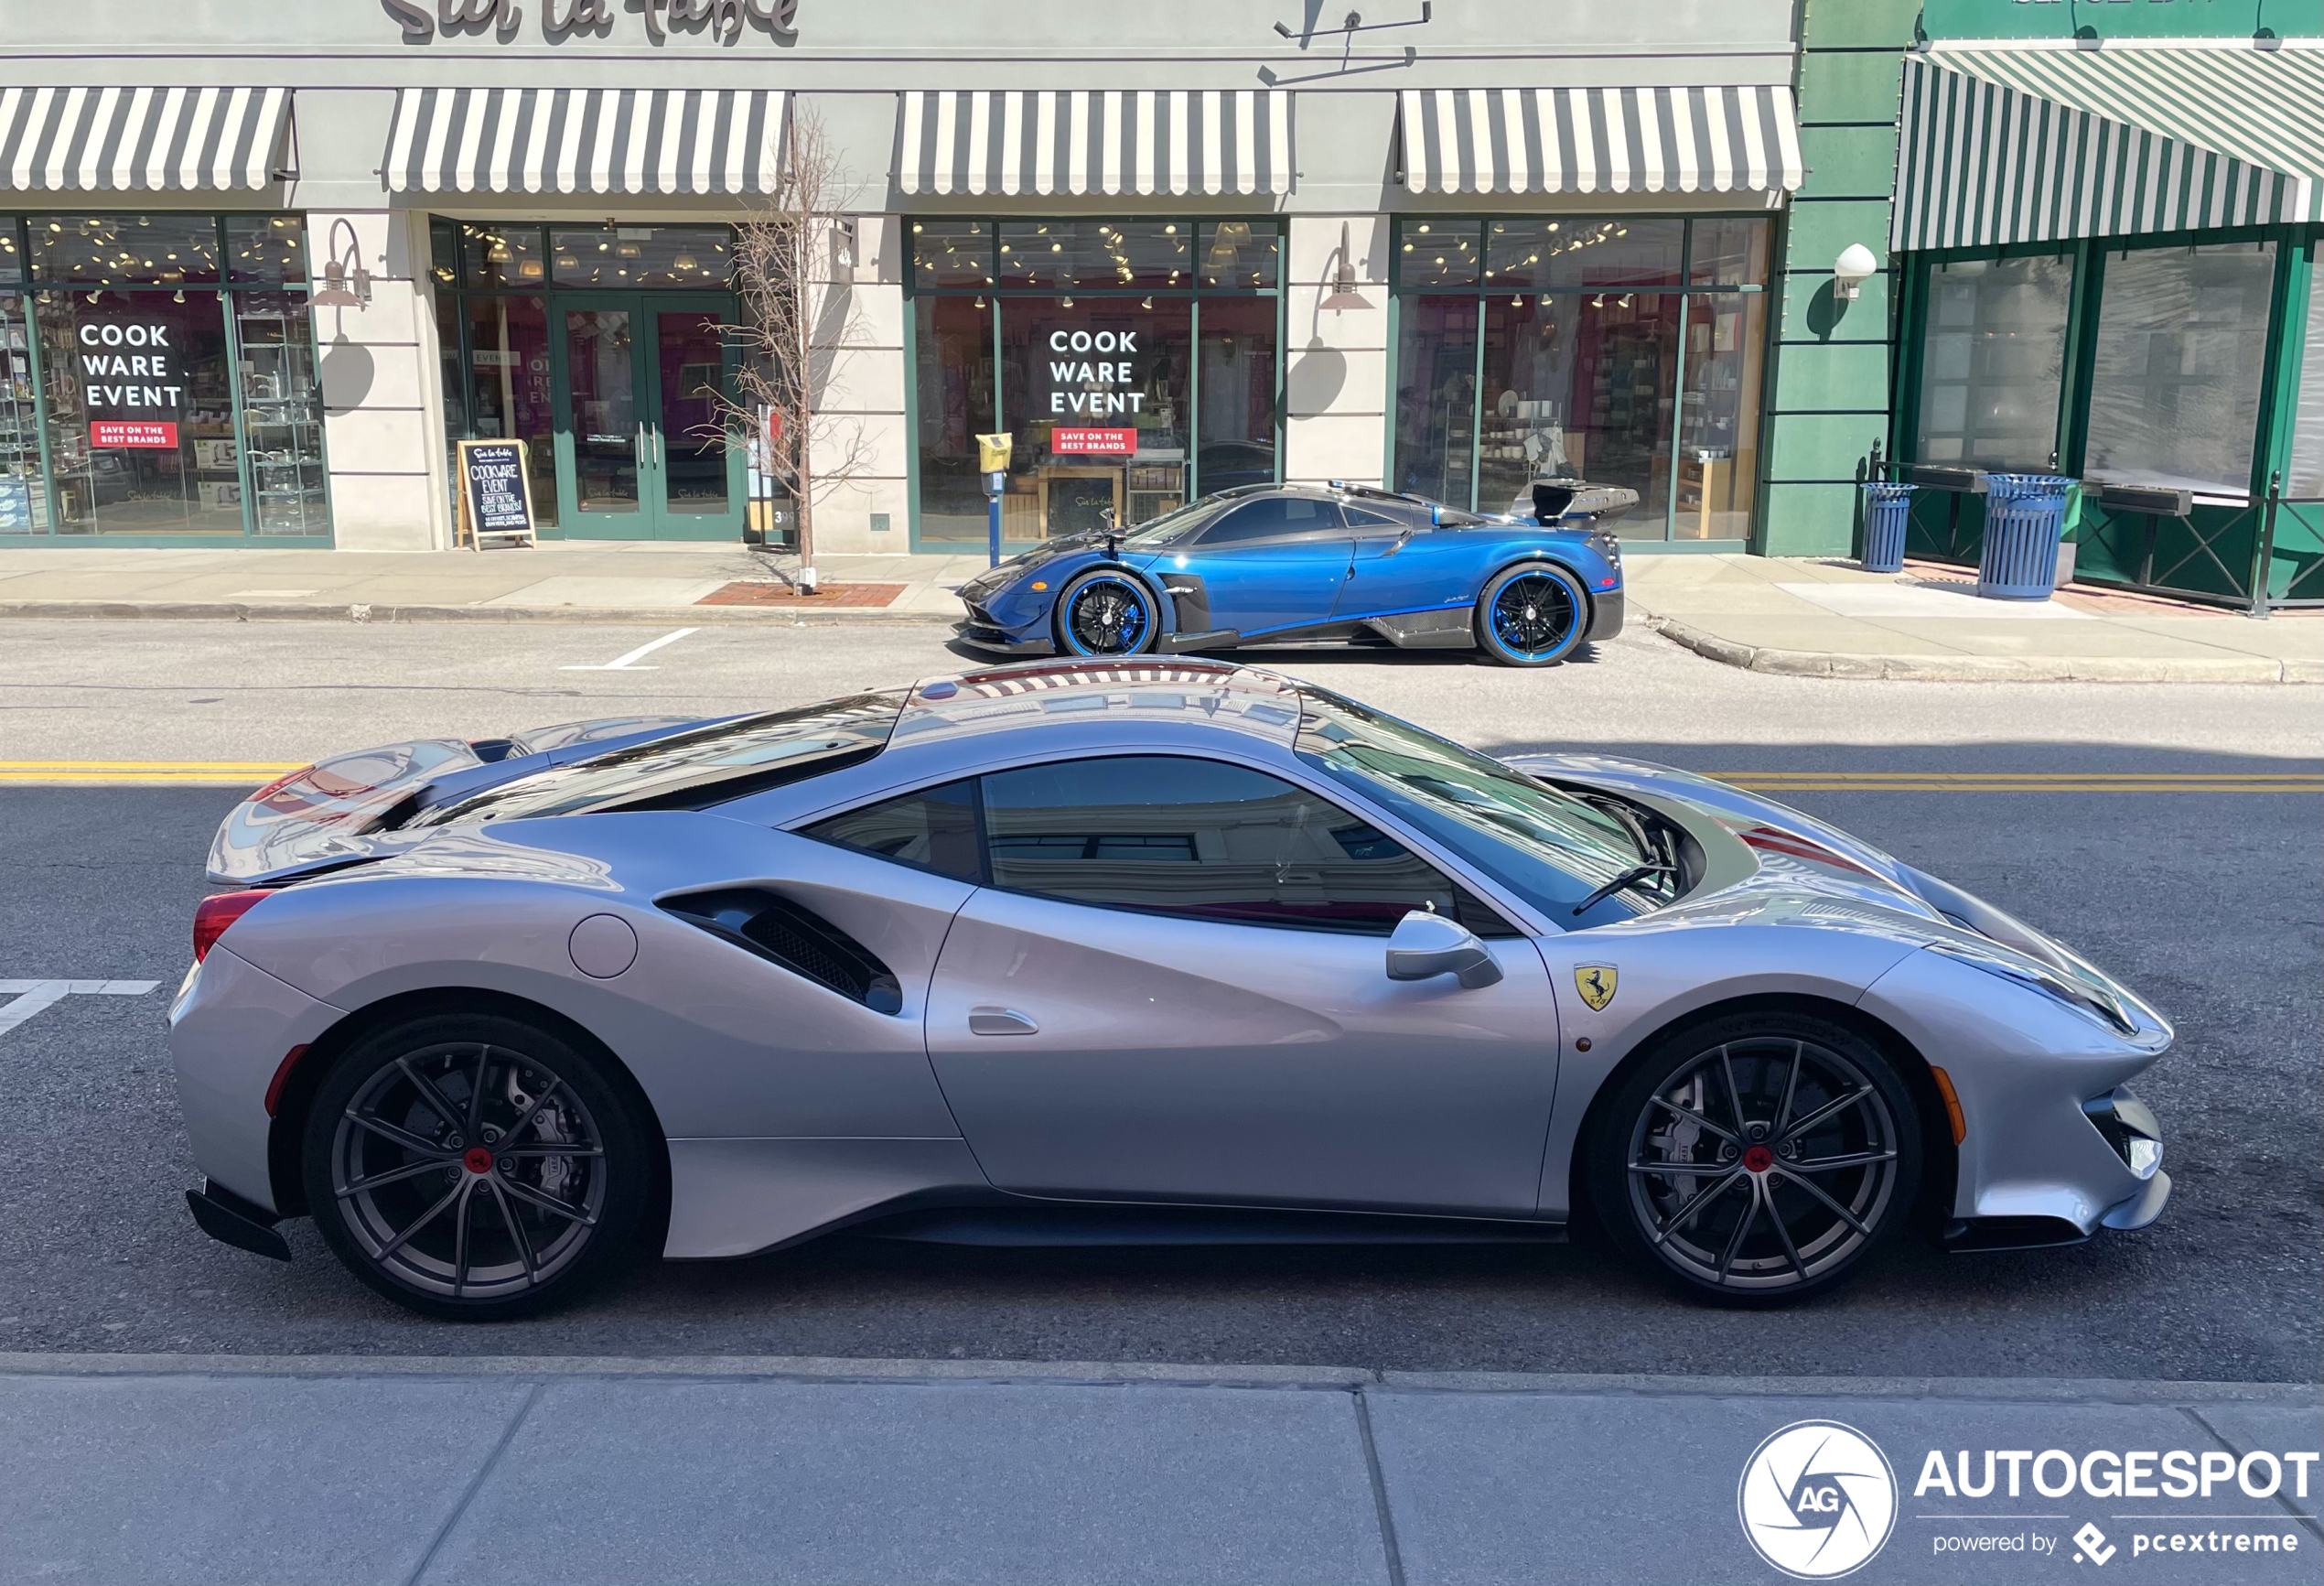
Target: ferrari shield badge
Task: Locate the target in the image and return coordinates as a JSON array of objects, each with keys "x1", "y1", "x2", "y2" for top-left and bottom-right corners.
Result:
[{"x1": 1575, "y1": 965, "x2": 1619, "y2": 1011}]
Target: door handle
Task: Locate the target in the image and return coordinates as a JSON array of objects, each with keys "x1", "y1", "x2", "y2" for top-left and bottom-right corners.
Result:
[{"x1": 967, "y1": 1007, "x2": 1039, "y2": 1036}]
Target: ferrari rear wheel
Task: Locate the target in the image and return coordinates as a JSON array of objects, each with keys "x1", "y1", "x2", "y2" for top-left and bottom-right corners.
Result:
[
  {"x1": 1587, "y1": 1011, "x2": 1921, "y2": 1303},
  {"x1": 1055, "y1": 570, "x2": 1158, "y2": 658},
  {"x1": 1474, "y1": 562, "x2": 1588, "y2": 667},
  {"x1": 302, "y1": 1011, "x2": 652, "y2": 1321}
]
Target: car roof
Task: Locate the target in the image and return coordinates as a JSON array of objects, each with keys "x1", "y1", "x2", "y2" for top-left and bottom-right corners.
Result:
[{"x1": 891, "y1": 658, "x2": 1307, "y2": 748}]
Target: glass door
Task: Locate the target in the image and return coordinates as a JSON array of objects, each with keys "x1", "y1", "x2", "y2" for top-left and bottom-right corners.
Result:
[{"x1": 551, "y1": 293, "x2": 741, "y2": 540}]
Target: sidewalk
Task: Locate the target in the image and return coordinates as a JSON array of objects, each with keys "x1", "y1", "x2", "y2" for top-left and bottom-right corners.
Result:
[
  {"x1": 1, "y1": 1354, "x2": 2315, "y2": 1585},
  {"x1": 1629, "y1": 555, "x2": 2324, "y2": 684},
  {"x1": 0, "y1": 542, "x2": 978, "y2": 625}
]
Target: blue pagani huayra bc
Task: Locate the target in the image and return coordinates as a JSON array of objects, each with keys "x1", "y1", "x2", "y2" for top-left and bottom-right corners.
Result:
[{"x1": 955, "y1": 480, "x2": 1635, "y2": 668}]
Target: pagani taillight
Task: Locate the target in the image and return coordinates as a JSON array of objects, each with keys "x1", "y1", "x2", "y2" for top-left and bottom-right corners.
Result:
[{"x1": 193, "y1": 890, "x2": 273, "y2": 964}]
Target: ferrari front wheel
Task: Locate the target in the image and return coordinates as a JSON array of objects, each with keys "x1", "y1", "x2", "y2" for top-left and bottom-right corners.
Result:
[
  {"x1": 1474, "y1": 562, "x2": 1588, "y2": 667},
  {"x1": 1055, "y1": 569, "x2": 1158, "y2": 657},
  {"x1": 302, "y1": 1011, "x2": 653, "y2": 1320},
  {"x1": 1587, "y1": 1011, "x2": 1921, "y2": 1304}
]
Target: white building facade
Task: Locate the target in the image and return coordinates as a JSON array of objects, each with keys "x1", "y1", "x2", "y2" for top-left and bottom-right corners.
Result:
[{"x1": 0, "y1": 0, "x2": 1804, "y2": 555}]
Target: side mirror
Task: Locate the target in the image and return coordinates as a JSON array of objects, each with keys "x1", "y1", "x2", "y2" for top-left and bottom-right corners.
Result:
[{"x1": 1384, "y1": 909, "x2": 1503, "y2": 989}]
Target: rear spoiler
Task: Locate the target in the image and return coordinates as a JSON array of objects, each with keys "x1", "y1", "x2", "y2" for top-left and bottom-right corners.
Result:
[
  {"x1": 1531, "y1": 480, "x2": 1640, "y2": 524},
  {"x1": 205, "y1": 715, "x2": 715, "y2": 885}
]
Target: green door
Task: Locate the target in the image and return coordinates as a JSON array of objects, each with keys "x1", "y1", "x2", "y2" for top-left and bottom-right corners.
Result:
[{"x1": 550, "y1": 293, "x2": 743, "y2": 541}]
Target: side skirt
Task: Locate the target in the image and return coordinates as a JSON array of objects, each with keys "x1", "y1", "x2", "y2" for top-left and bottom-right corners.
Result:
[{"x1": 858, "y1": 1203, "x2": 1571, "y2": 1247}]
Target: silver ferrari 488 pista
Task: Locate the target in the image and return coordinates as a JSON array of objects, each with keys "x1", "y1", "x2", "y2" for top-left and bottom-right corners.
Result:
[{"x1": 171, "y1": 660, "x2": 2171, "y2": 1318}]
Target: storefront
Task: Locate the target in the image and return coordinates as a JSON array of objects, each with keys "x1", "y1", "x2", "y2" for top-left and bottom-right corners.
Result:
[
  {"x1": 1886, "y1": 33, "x2": 2322, "y2": 610},
  {"x1": 2, "y1": 2, "x2": 1808, "y2": 556}
]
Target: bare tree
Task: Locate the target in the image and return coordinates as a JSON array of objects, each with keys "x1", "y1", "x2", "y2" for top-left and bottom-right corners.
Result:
[{"x1": 706, "y1": 104, "x2": 874, "y2": 592}]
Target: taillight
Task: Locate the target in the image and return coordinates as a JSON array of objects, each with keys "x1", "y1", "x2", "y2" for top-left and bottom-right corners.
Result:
[{"x1": 193, "y1": 890, "x2": 272, "y2": 964}]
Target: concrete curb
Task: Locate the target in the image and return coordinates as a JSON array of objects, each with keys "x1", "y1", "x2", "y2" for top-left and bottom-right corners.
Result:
[
  {"x1": 0, "y1": 599, "x2": 961, "y2": 626},
  {"x1": 1648, "y1": 615, "x2": 2320, "y2": 684},
  {"x1": 0, "y1": 1353, "x2": 2313, "y2": 1405}
]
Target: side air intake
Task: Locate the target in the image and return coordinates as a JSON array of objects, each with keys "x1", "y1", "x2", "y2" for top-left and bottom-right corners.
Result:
[{"x1": 660, "y1": 889, "x2": 905, "y2": 1014}]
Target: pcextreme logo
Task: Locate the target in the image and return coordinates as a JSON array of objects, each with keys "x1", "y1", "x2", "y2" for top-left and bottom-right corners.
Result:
[{"x1": 1738, "y1": 1420, "x2": 1899, "y2": 1579}]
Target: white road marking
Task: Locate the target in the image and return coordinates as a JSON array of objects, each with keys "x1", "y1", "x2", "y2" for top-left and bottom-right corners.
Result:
[
  {"x1": 0, "y1": 979, "x2": 161, "y2": 1039},
  {"x1": 557, "y1": 627, "x2": 701, "y2": 672}
]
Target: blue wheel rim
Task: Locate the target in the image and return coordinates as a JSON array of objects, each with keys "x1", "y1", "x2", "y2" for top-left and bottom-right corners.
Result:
[
  {"x1": 1062, "y1": 575, "x2": 1153, "y2": 655},
  {"x1": 1488, "y1": 570, "x2": 1580, "y2": 659}
]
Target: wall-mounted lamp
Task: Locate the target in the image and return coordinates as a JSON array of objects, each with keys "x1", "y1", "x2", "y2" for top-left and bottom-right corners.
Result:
[
  {"x1": 1319, "y1": 221, "x2": 1374, "y2": 311},
  {"x1": 310, "y1": 218, "x2": 373, "y2": 309},
  {"x1": 1832, "y1": 243, "x2": 1878, "y2": 301}
]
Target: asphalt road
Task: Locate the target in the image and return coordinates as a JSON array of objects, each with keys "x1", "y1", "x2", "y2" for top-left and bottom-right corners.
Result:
[{"x1": 0, "y1": 619, "x2": 2317, "y2": 1380}]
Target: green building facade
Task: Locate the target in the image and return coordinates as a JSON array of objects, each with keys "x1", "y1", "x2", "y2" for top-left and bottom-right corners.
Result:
[{"x1": 1759, "y1": 0, "x2": 2323, "y2": 610}]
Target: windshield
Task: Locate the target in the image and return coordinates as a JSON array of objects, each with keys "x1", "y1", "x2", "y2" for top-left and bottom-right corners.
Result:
[
  {"x1": 408, "y1": 692, "x2": 907, "y2": 827},
  {"x1": 1121, "y1": 496, "x2": 1235, "y2": 548},
  {"x1": 1293, "y1": 685, "x2": 1665, "y2": 927}
]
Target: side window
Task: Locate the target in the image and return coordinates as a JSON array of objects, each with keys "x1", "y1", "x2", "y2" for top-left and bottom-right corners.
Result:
[
  {"x1": 1342, "y1": 503, "x2": 1405, "y2": 529},
  {"x1": 1198, "y1": 494, "x2": 1344, "y2": 546},
  {"x1": 979, "y1": 754, "x2": 1495, "y2": 934},
  {"x1": 800, "y1": 778, "x2": 983, "y2": 882}
]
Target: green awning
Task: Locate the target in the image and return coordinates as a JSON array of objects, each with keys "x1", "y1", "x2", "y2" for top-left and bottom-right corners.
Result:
[{"x1": 1893, "y1": 41, "x2": 2324, "y2": 250}]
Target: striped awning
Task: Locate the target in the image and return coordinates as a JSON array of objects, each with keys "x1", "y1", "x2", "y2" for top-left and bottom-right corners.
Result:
[
  {"x1": 384, "y1": 88, "x2": 790, "y2": 196},
  {"x1": 1893, "y1": 44, "x2": 2324, "y2": 250},
  {"x1": 1397, "y1": 86, "x2": 1803, "y2": 196},
  {"x1": 895, "y1": 90, "x2": 1292, "y2": 197},
  {"x1": 0, "y1": 86, "x2": 289, "y2": 192}
]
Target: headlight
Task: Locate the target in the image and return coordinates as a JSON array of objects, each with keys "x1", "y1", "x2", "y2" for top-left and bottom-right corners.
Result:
[{"x1": 1928, "y1": 938, "x2": 2137, "y2": 1036}]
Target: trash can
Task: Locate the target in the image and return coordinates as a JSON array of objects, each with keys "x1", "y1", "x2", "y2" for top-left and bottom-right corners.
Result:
[
  {"x1": 1859, "y1": 482, "x2": 1916, "y2": 574},
  {"x1": 1976, "y1": 473, "x2": 2074, "y2": 600}
]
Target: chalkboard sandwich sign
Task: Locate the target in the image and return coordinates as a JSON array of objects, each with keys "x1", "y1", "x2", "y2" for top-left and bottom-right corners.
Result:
[{"x1": 456, "y1": 438, "x2": 539, "y2": 549}]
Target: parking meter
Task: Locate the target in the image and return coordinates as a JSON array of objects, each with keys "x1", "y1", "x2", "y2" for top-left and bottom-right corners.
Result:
[{"x1": 975, "y1": 433, "x2": 1013, "y2": 567}]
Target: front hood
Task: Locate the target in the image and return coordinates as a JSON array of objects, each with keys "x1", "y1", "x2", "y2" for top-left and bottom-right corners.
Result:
[
  {"x1": 1508, "y1": 751, "x2": 2167, "y2": 1041},
  {"x1": 960, "y1": 534, "x2": 1109, "y2": 601},
  {"x1": 207, "y1": 715, "x2": 718, "y2": 885}
]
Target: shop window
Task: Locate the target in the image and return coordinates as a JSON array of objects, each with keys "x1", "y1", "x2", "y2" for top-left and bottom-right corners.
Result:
[
  {"x1": 226, "y1": 216, "x2": 307, "y2": 285},
  {"x1": 1197, "y1": 296, "x2": 1278, "y2": 494},
  {"x1": 461, "y1": 294, "x2": 558, "y2": 528},
  {"x1": 1391, "y1": 216, "x2": 1764, "y2": 539},
  {"x1": 1913, "y1": 254, "x2": 2071, "y2": 473},
  {"x1": 0, "y1": 227, "x2": 20, "y2": 284},
  {"x1": 912, "y1": 296, "x2": 995, "y2": 544},
  {"x1": 1482, "y1": 218, "x2": 1682, "y2": 291},
  {"x1": 461, "y1": 224, "x2": 547, "y2": 289},
  {"x1": 551, "y1": 226, "x2": 733, "y2": 289},
  {"x1": 2083, "y1": 242, "x2": 2276, "y2": 500},
  {"x1": 1395, "y1": 296, "x2": 1478, "y2": 503},
  {"x1": 1200, "y1": 221, "x2": 1278, "y2": 290},
  {"x1": 1678, "y1": 294, "x2": 1764, "y2": 542},
  {"x1": 1687, "y1": 218, "x2": 1771, "y2": 288},
  {"x1": 428, "y1": 219, "x2": 459, "y2": 289},
  {"x1": 0, "y1": 287, "x2": 40, "y2": 533},
  {"x1": 2288, "y1": 274, "x2": 2324, "y2": 499},
  {"x1": 32, "y1": 214, "x2": 221, "y2": 286},
  {"x1": 233, "y1": 290, "x2": 328, "y2": 537},
  {"x1": 1399, "y1": 221, "x2": 1480, "y2": 289},
  {"x1": 997, "y1": 221, "x2": 1192, "y2": 291},
  {"x1": 998, "y1": 295, "x2": 1191, "y2": 536},
  {"x1": 911, "y1": 220, "x2": 994, "y2": 288},
  {"x1": 37, "y1": 287, "x2": 242, "y2": 536}
]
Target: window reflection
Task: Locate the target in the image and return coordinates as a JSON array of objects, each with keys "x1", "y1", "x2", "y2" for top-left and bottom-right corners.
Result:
[{"x1": 1914, "y1": 254, "x2": 2071, "y2": 473}]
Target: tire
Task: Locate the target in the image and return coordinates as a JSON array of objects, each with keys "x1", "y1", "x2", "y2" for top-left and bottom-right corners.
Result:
[
  {"x1": 1473, "y1": 562, "x2": 1589, "y2": 667},
  {"x1": 302, "y1": 1011, "x2": 652, "y2": 1321},
  {"x1": 1054, "y1": 568, "x2": 1159, "y2": 658},
  {"x1": 1585, "y1": 1010, "x2": 1921, "y2": 1304}
]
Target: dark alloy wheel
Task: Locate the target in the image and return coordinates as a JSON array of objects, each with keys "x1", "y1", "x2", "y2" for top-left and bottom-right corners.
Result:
[
  {"x1": 1587, "y1": 1011, "x2": 1921, "y2": 1302},
  {"x1": 1055, "y1": 569, "x2": 1158, "y2": 657},
  {"x1": 302, "y1": 1012, "x2": 652, "y2": 1320},
  {"x1": 1474, "y1": 562, "x2": 1588, "y2": 667}
]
